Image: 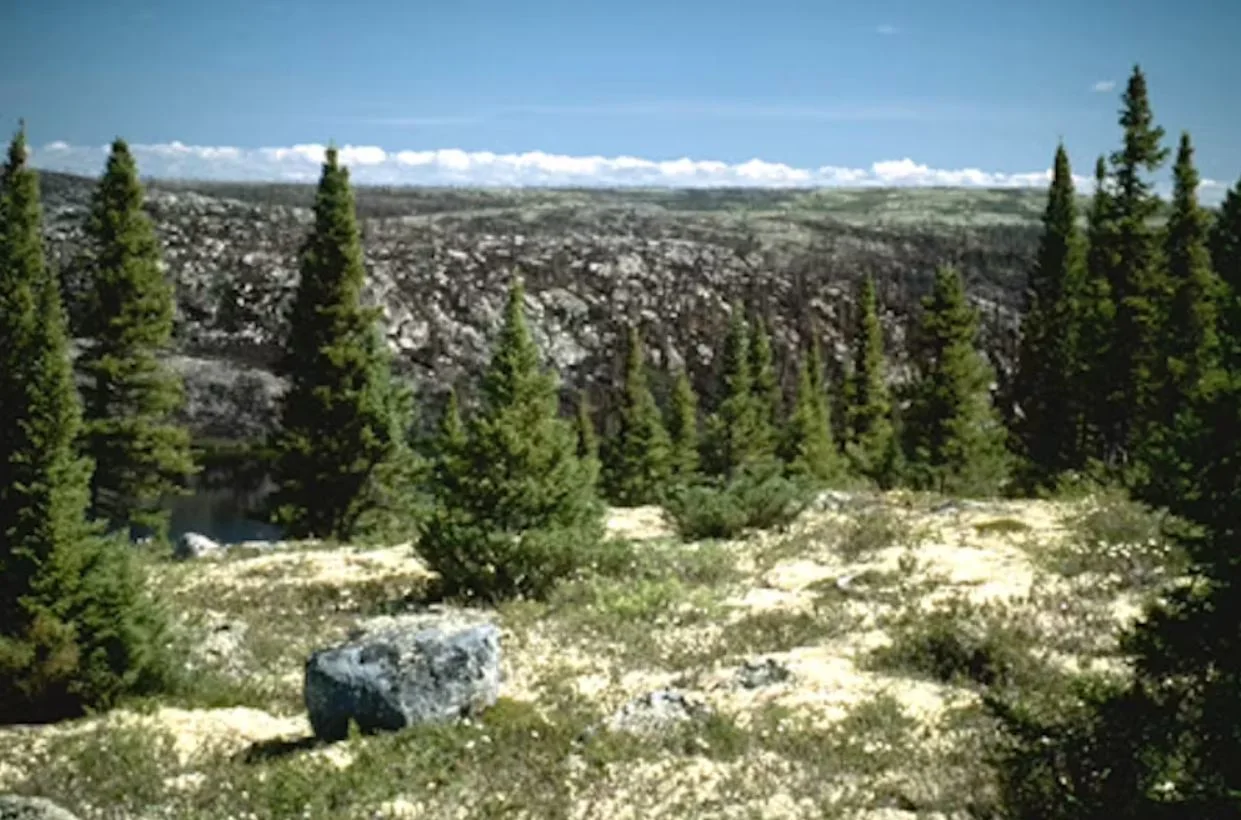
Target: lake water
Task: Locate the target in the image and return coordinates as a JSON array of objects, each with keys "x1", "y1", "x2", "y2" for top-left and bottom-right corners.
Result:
[{"x1": 166, "y1": 481, "x2": 284, "y2": 545}]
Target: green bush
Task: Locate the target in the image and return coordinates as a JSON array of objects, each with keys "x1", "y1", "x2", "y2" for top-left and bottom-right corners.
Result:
[
  {"x1": 1049, "y1": 490, "x2": 1194, "y2": 591},
  {"x1": 663, "y1": 463, "x2": 814, "y2": 541},
  {"x1": 872, "y1": 596, "x2": 1047, "y2": 691},
  {"x1": 835, "y1": 507, "x2": 916, "y2": 560}
]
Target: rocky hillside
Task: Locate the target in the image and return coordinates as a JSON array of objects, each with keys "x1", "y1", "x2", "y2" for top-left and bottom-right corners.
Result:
[{"x1": 39, "y1": 171, "x2": 1042, "y2": 441}]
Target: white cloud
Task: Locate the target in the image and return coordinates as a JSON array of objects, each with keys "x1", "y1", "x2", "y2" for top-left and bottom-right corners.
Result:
[
  {"x1": 29, "y1": 140, "x2": 1113, "y2": 192},
  {"x1": 1091, "y1": 80, "x2": 1116, "y2": 93},
  {"x1": 876, "y1": 24, "x2": 898, "y2": 35}
]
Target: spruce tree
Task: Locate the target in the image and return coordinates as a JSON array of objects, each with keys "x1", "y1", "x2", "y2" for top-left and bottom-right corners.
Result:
[
  {"x1": 779, "y1": 345, "x2": 843, "y2": 484},
  {"x1": 574, "y1": 388, "x2": 601, "y2": 489},
  {"x1": 1210, "y1": 179, "x2": 1241, "y2": 356},
  {"x1": 419, "y1": 279, "x2": 604, "y2": 600},
  {"x1": 1078, "y1": 156, "x2": 1121, "y2": 463},
  {"x1": 79, "y1": 139, "x2": 195, "y2": 540},
  {"x1": 602, "y1": 326, "x2": 673, "y2": 506},
  {"x1": 749, "y1": 315, "x2": 782, "y2": 437},
  {"x1": 844, "y1": 276, "x2": 899, "y2": 487},
  {"x1": 1137, "y1": 132, "x2": 1224, "y2": 509},
  {"x1": 1012, "y1": 143, "x2": 1087, "y2": 486},
  {"x1": 267, "y1": 146, "x2": 413, "y2": 541},
  {"x1": 431, "y1": 388, "x2": 466, "y2": 488},
  {"x1": 903, "y1": 266, "x2": 1010, "y2": 496},
  {"x1": 1158, "y1": 133, "x2": 1222, "y2": 413},
  {"x1": 701, "y1": 305, "x2": 772, "y2": 479},
  {"x1": 666, "y1": 367, "x2": 700, "y2": 481},
  {"x1": 1108, "y1": 66, "x2": 1170, "y2": 460},
  {"x1": 1, "y1": 128, "x2": 171, "y2": 722}
]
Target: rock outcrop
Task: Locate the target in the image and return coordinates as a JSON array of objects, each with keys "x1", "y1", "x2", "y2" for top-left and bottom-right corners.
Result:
[{"x1": 303, "y1": 612, "x2": 501, "y2": 742}]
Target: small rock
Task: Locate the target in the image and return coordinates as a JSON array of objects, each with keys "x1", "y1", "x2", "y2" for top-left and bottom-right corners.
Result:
[
  {"x1": 811, "y1": 490, "x2": 856, "y2": 512},
  {"x1": 304, "y1": 614, "x2": 501, "y2": 742},
  {"x1": 734, "y1": 658, "x2": 792, "y2": 689},
  {"x1": 0, "y1": 796, "x2": 81, "y2": 820},
  {"x1": 605, "y1": 690, "x2": 712, "y2": 736},
  {"x1": 174, "y1": 531, "x2": 225, "y2": 560},
  {"x1": 931, "y1": 499, "x2": 991, "y2": 516},
  {"x1": 188, "y1": 615, "x2": 250, "y2": 678}
]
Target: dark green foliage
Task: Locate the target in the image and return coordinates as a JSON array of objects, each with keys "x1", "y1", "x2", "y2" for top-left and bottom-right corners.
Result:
[
  {"x1": 78, "y1": 139, "x2": 195, "y2": 541},
  {"x1": 902, "y1": 266, "x2": 1010, "y2": 495},
  {"x1": 873, "y1": 597, "x2": 1043, "y2": 691},
  {"x1": 431, "y1": 388, "x2": 466, "y2": 488},
  {"x1": 1155, "y1": 133, "x2": 1221, "y2": 420},
  {"x1": 1210, "y1": 179, "x2": 1241, "y2": 359},
  {"x1": 1078, "y1": 156, "x2": 1121, "y2": 464},
  {"x1": 990, "y1": 138, "x2": 1241, "y2": 816},
  {"x1": 267, "y1": 147, "x2": 416, "y2": 541},
  {"x1": 663, "y1": 462, "x2": 813, "y2": 541},
  {"x1": 749, "y1": 315, "x2": 782, "y2": 435},
  {"x1": 1136, "y1": 134, "x2": 1225, "y2": 509},
  {"x1": 574, "y1": 389, "x2": 600, "y2": 488},
  {"x1": 1012, "y1": 144, "x2": 1088, "y2": 487},
  {"x1": 1109, "y1": 66, "x2": 1171, "y2": 459},
  {"x1": 666, "y1": 367, "x2": 700, "y2": 480},
  {"x1": 418, "y1": 279, "x2": 605, "y2": 601},
  {"x1": 1, "y1": 128, "x2": 173, "y2": 723},
  {"x1": 701, "y1": 306, "x2": 773, "y2": 479},
  {"x1": 779, "y1": 343, "x2": 843, "y2": 484},
  {"x1": 601, "y1": 326, "x2": 673, "y2": 506},
  {"x1": 843, "y1": 276, "x2": 899, "y2": 487}
]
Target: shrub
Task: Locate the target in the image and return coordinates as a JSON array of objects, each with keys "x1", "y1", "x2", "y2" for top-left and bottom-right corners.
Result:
[
  {"x1": 872, "y1": 596, "x2": 1048, "y2": 691},
  {"x1": 663, "y1": 462, "x2": 814, "y2": 541}
]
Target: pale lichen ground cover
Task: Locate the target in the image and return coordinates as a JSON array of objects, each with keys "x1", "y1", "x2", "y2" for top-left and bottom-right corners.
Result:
[{"x1": 0, "y1": 491, "x2": 1170, "y2": 819}]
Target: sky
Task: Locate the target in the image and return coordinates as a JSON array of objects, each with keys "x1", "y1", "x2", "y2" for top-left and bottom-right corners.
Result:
[{"x1": 1, "y1": 0, "x2": 1238, "y2": 197}]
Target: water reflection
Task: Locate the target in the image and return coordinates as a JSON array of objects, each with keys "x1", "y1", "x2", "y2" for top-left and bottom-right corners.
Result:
[{"x1": 167, "y1": 480, "x2": 283, "y2": 545}]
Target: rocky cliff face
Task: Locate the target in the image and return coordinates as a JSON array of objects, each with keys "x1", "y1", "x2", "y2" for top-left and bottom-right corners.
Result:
[{"x1": 39, "y1": 172, "x2": 1037, "y2": 441}]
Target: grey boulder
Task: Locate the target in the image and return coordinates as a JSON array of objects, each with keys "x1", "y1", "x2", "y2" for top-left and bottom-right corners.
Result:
[
  {"x1": 605, "y1": 689, "x2": 712, "y2": 737},
  {"x1": 734, "y1": 658, "x2": 793, "y2": 689},
  {"x1": 304, "y1": 613, "x2": 501, "y2": 742},
  {"x1": 0, "y1": 796, "x2": 80, "y2": 820},
  {"x1": 173, "y1": 531, "x2": 225, "y2": 560}
]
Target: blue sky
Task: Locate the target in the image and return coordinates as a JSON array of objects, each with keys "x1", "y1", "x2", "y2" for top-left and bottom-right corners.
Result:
[{"x1": 2, "y1": 0, "x2": 1238, "y2": 194}]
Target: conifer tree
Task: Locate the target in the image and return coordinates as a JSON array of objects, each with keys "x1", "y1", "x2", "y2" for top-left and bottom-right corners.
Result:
[
  {"x1": 902, "y1": 266, "x2": 1010, "y2": 495},
  {"x1": 78, "y1": 139, "x2": 195, "y2": 540},
  {"x1": 575, "y1": 388, "x2": 601, "y2": 488},
  {"x1": 701, "y1": 305, "x2": 771, "y2": 479},
  {"x1": 1158, "y1": 133, "x2": 1222, "y2": 413},
  {"x1": 431, "y1": 388, "x2": 466, "y2": 488},
  {"x1": 1012, "y1": 143, "x2": 1087, "y2": 486},
  {"x1": 844, "y1": 276, "x2": 899, "y2": 487},
  {"x1": 419, "y1": 279, "x2": 604, "y2": 600},
  {"x1": 1108, "y1": 66, "x2": 1170, "y2": 459},
  {"x1": 779, "y1": 345, "x2": 843, "y2": 484},
  {"x1": 267, "y1": 147, "x2": 414, "y2": 541},
  {"x1": 666, "y1": 367, "x2": 700, "y2": 481},
  {"x1": 1210, "y1": 179, "x2": 1241, "y2": 355},
  {"x1": 1136, "y1": 133, "x2": 1224, "y2": 509},
  {"x1": 1078, "y1": 156, "x2": 1121, "y2": 463},
  {"x1": 749, "y1": 315, "x2": 782, "y2": 436},
  {"x1": 1, "y1": 128, "x2": 171, "y2": 722},
  {"x1": 602, "y1": 326, "x2": 673, "y2": 505}
]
